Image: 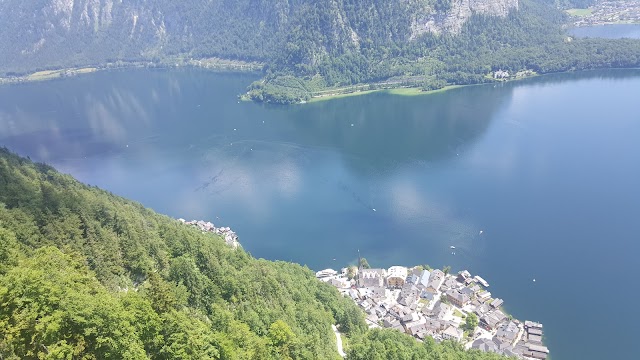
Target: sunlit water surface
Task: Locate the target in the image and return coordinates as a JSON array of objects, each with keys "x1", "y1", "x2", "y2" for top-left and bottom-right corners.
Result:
[{"x1": 1, "y1": 68, "x2": 640, "y2": 360}]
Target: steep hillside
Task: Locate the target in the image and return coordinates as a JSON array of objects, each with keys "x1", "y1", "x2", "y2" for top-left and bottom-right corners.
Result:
[
  {"x1": 0, "y1": 148, "x2": 515, "y2": 359},
  {"x1": 0, "y1": 0, "x2": 283, "y2": 73},
  {"x1": 1, "y1": 0, "x2": 640, "y2": 102},
  {"x1": 247, "y1": 0, "x2": 640, "y2": 103},
  {"x1": 0, "y1": 147, "x2": 365, "y2": 359},
  {"x1": 0, "y1": 0, "x2": 516, "y2": 75}
]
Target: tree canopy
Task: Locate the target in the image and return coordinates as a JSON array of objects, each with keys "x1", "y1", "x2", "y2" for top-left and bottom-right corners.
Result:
[
  {"x1": 0, "y1": 148, "x2": 365, "y2": 359},
  {"x1": 0, "y1": 148, "x2": 512, "y2": 359},
  {"x1": 2, "y1": 1, "x2": 639, "y2": 104}
]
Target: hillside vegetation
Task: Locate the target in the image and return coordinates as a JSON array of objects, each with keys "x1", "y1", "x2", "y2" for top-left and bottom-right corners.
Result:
[
  {"x1": 248, "y1": 0, "x2": 640, "y2": 103},
  {"x1": 0, "y1": 148, "x2": 514, "y2": 359},
  {"x1": 2, "y1": 0, "x2": 640, "y2": 103},
  {"x1": 0, "y1": 148, "x2": 364, "y2": 359}
]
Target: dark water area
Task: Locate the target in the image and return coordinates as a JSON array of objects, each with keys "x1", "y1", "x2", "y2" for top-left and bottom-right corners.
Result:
[
  {"x1": 1, "y1": 68, "x2": 640, "y2": 360},
  {"x1": 569, "y1": 23, "x2": 640, "y2": 38}
]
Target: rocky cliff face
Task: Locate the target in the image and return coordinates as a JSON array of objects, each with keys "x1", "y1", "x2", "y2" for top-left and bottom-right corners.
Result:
[
  {"x1": 412, "y1": 0, "x2": 519, "y2": 36},
  {"x1": 0, "y1": 0, "x2": 173, "y2": 72},
  {"x1": 0, "y1": 0, "x2": 520, "y2": 74}
]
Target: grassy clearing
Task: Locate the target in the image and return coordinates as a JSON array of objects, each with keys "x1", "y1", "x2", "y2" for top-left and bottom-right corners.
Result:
[
  {"x1": 75, "y1": 67, "x2": 97, "y2": 74},
  {"x1": 24, "y1": 67, "x2": 97, "y2": 82},
  {"x1": 308, "y1": 85, "x2": 462, "y2": 103},
  {"x1": 26, "y1": 70, "x2": 61, "y2": 81},
  {"x1": 307, "y1": 89, "x2": 378, "y2": 102},
  {"x1": 385, "y1": 85, "x2": 462, "y2": 96},
  {"x1": 566, "y1": 8, "x2": 593, "y2": 17},
  {"x1": 453, "y1": 309, "x2": 464, "y2": 318}
]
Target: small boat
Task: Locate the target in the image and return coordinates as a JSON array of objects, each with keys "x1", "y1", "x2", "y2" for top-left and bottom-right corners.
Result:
[
  {"x1": 450, "y1": 246, "x2": 456, "y2": 249},
  {"x1": 479, "y1": 230, "x2": 484, "y2": 235}
]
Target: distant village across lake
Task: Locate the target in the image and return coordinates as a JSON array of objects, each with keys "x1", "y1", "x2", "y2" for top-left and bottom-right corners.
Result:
[{"x1": 317, "y1": 260, "x2": 549, "y2": 360}]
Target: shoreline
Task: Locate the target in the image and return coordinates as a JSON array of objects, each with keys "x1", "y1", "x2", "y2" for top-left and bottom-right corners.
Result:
[
  {"x1": 317, "y1": 264, "x2": 549, "y2": 359},
  {"x1": 306, "y1": 85, "x2": 465, "y2": 103},
  {"x1": 303, "y1": 67, "x2": 640, "y2": 104},
  {"x1": 4, "y1": 65, "x2": 639, "y2": 108},
  {"x1": 569, "y1": 20, "x2": 640, "y2": 27},
  {"x1": 566, "y1": 2, "x2": 640, "y2": 27},
  {"x1": 178, "y1": 218, "x2": 241, "y2": 249},
  {"x1": 303, "y1": 74, "x2": 545, "y2": 104},
  {"x1": 0, "y1": 58, "x2": 263, "y2": 86}
]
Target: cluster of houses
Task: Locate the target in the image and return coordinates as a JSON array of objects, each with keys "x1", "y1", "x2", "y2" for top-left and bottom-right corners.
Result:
[
  {"x1": 570, "y1": 1, "x2": 640, "y2": 26},
  {"x1": 317, "y1": 265, "x2": 549, "y2": 360},
  {"x1": 493, "y1": 70, "x2": 510, "y2": 79},
  {"x1": 178, "y1": 219, "x2": 240, "y2": 249}
]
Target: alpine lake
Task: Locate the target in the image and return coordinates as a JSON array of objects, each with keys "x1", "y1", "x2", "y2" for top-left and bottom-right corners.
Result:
[{"x1": 2, "y1": 61, "x2": 640, "y2": 359}]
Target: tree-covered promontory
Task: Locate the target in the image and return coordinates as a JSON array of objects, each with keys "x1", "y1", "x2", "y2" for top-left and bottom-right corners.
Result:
[
  {"x1": 0, "y1": 148, "x2": 514, "y2": 359},
  {"x1": 247, "y1": 0, "x2": 640, "y2": 103}
]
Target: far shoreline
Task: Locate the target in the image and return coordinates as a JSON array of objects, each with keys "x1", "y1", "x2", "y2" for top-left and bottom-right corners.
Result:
[
  {"x1": 302, "y1": 67, "x2": 640, "y2": 104},
  {"x1": 306, "y1": 85, "x2": 466, "y2": 103},
  {"x1": 4, "y1": 64, "x2": 640, "y2": 107},
  {"x1": 0, "y1": 58, "x2": 263, "y2": 86}
]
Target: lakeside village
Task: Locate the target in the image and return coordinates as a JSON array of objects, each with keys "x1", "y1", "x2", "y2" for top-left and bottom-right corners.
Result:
[
  {"x1": 317, "y1": 261, "x2": 549, "y2": 360},
  {"x1": 570, "y1": 1, "x2": 640, "y2": 26},
  {"x1": 179, "y1": 217, "x2": 550, "y2": 359},
  {"x1": 178, "y1": 218, "x2": 240, "y2": 249}
]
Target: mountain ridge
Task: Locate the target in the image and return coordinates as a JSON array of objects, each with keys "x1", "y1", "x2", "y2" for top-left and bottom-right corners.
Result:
[
  {"x1": 2, "y1": 0, "x2": 639, "y2": 104},
  {"x1": 0, "y1": 0, "x2": 516, "y2": 75}
]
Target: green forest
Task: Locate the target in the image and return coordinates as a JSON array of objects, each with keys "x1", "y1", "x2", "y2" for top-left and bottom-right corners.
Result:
[
  {"x1": 1, "y1": 0, "x2": 639, "y2": 104},
  {"x1": 0, "y1": 148, "x2": 513, "y2": 359},
  {"x1": 247, "y1": 0, "x2": 640, "y2": 103}
]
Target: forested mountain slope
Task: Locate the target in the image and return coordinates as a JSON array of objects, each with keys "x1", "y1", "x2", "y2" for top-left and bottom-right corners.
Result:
[
  {"x1": 0, "y1": 148, "x2": 366, "y2": 359},
  {"x1": 0, "y1": 148, "x2": 513, "y2": 359},
  {"x1": 0, "y1": 0, "x2": 511, "y2": 74},
  {"x1": 1, "y1": 0, "x2": 639, "y2": 101}
]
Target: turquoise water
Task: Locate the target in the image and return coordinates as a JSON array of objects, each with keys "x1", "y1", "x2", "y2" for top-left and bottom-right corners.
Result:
[{"x1": 1, "y1": 69, "x2": 640, "y2": 359}]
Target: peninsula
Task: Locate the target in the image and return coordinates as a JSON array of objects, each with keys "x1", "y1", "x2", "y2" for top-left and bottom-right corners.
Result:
[{"x1": 317, "y1": 262, "x2": 549, "y2": 360}]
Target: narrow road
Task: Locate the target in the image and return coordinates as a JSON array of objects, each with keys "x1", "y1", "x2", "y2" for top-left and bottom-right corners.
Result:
[{"x1": 332, "y1": 325, "x2": 346, "y2": 358}]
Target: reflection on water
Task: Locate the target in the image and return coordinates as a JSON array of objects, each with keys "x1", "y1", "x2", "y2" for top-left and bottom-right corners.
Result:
[
  {"x1": 2, "y1": 68, "x2": 640, "y2": 360},
  {"x1": 0, "y1": 69, "x2": 639, "y2": 266},
  {"x1": 0, "y1": 69, "x2": 517, "y2": 269}
]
